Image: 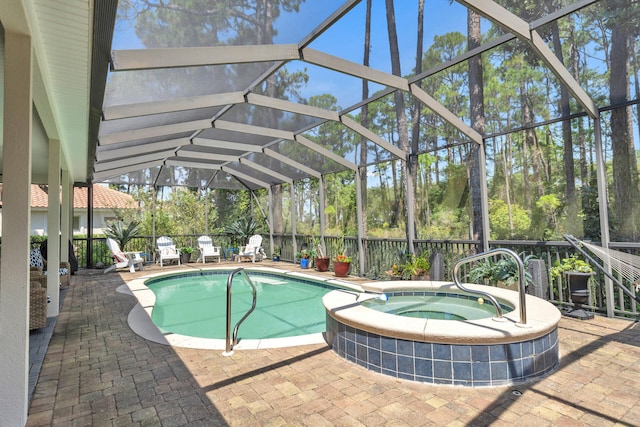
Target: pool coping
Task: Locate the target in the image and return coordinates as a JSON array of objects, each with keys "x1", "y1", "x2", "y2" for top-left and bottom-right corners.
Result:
[{"x1": 120, "y1": 266, "x2": 364, "y2": 350}]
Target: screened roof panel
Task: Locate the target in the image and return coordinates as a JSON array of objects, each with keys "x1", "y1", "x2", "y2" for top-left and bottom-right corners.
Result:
[
  {"x1": 93, "y1": 0, "x2": 602, "y2": 189},
  {"x1": 197, "y1": 127, "x2": 277, "y2": 146},
  {"x1": 210, "y1": 170, "x2": 257, "y2": 190},
  {"x1": 104, "y1": 63, "x2": 279, "y2": 105},
  {"x1": 99, "y1": 107, "x2": 222, "y2": 135},
  {"x1": 220, "y1": 103, "x2": 323, "y2": 131}
]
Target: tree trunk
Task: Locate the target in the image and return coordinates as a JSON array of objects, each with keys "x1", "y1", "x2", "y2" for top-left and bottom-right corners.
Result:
[
  {"x1": 385, "y1": 0, "x2": 413, "y2": 243},
  {"x1": 467, "y1": 9, "x2": 486, "y2": 250},
  {"x1": 609, "y1": 25, "x2": 639, "y2": 240}
]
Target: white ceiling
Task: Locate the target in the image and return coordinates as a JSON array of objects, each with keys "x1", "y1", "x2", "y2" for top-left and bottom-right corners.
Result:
[{"x1": 0, "y1": 0, "x2": 93, "y2": 184}]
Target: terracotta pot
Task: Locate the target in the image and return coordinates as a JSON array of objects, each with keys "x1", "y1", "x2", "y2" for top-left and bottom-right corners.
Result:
[
  {"x1": 315, "y1": 257, "x2": 330, "y2": 272},
  {"x1": 333, "y1": 260, "x2": 351, "y2": 277}
]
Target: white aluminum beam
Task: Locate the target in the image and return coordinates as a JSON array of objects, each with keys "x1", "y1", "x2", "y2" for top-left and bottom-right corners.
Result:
[
  {"x1": 96, "y1": 138, "x2": 188, "y2": 162},
  {"x1": 99, "y1": 119, "x2": 212, "y2": 145},
  {"x1": 94, "y1": 149, "x2": 176, "y2": 172},
  {"x1": 302, "y1": 48, "x2": 409, "y2": 92},
  {"x1": 298, "y1": 0, "x2": 360, "y2": 48},
  {"x1": 221, "y1": 166, "x2": 271, "y2": 188},
  {"x1": 193, "y1": 138, "x2": 264, "y2": 152},
  {"x1": 214, "y1": 119, "x2": 294, "y2": 140},
  {"x1": 457, "y1": 0, "x2": 598, "y2": 118},
  {"x1": 246, "y1": 93, "x2": 340, "y2": 122},
  {"x1": 165, "y1": 159, "x2": 222, "y2": 170},
  {"x1": 103, "y1": 92, "x2": 245, "y2": 120},
  {"x1": 340, "y1": 115, "x2": 408, "y2": 160},
  {"x1": 175, "y1": 149, "x2": 240, "y2": 163},
  {"x1": 295, "y1": 134, "x2": 358, "y2": 171},
  {"x1": 239, "y1": 158, "x2": 294, "y2": 184},
  {"x1": 111, "y1": 44, "x2": 301, "y2": 71},
  {"x1": 93, "y1": 160, "x2": 164, "y2": 181},
  {"x1": 409, "y1": 84, "x2": 483, "y2": 145},
  {"x1": 263, "y1": 148, "x2": 321, "y2": 179},
  {"x1": 529, "y1": 31, "x2": 598, "y2": 117},
  {"x1": 457, "y1": 0, "x2": 529, "y2": 39}
]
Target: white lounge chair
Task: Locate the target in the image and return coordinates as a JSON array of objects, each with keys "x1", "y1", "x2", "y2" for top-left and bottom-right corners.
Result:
[
  {"x1": 156, "y1": 236, "x2": 181, "y2": 267},
  {"x1": 104, "y1": 238, "x2": 144, "y2": 274},
  {"x1": 237, "y1": 235, "x2": 263, "y2": 263},
  {"x1": 196, "y1": 236, "x2": 221, "y2": 263}
]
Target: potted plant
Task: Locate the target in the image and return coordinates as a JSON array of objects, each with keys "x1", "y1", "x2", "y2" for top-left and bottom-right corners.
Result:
[
  {"x1": 272, "y1": 247, "x2": 280, "y2": 262},
  {"x1": 314, "y1": 242, "x2": 330, "y2": 272},
  {"x1": 467, "y1": 252, "x2": 536, "y2": 289},
  {"x1": 333, "y1": 253, "x2": 351, "y2": 277},
  {"x1": 494, "y1": 253, "x2": 536, "y2": 289},
  {"x1": 180, "y1": 247, "x2": 195, "y2": 264},
  {"x1": 400, "y1": 252, "x2": 431, "y2": 280},
  {"x1": 468, "y1": 258, "x2": 502, "y2": 286},
  {"x1": 299, "y1": 250, "x2": 312, "y2": 269},
  {"x1": 550, "y1": 255, "x2": 594, "y2": 304}
]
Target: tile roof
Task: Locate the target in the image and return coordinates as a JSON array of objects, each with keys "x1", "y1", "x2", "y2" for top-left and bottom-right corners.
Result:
[{"x1": 1, "y1": 184, "x2": 136, "y2": 209}]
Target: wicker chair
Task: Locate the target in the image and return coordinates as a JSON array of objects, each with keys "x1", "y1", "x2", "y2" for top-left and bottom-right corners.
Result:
[
  {"x1": 30, "y1": 248, "x2": 70, "y2": 288},
  {"x1": 29, "y1": 269, "x2": 48, "y2": 330}
]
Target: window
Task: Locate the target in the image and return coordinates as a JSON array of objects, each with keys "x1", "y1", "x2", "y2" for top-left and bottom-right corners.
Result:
[{"x1": 73, "y1": 216, "x2": 80, "y2": 231}]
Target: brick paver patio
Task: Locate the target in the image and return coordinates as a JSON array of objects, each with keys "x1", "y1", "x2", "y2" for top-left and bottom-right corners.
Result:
[{"x1": 27, "y1": 264, "x2": 640, "y2": 426}]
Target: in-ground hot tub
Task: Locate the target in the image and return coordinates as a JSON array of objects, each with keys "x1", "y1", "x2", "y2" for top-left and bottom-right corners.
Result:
[{"x1": 323, "y1": 280, "x2": 561, "y2": 387}]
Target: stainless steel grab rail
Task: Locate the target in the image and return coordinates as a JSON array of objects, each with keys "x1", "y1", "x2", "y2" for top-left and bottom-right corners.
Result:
[
  {"x1": 452, "y1": 248, "x2": 527, "y2": 325},
  {"x1": 223, "y1": 268, "x2": 257, "y2": 356}
]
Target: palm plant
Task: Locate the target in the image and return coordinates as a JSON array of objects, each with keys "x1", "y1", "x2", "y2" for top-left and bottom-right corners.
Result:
[
  {"x1": 104, "y1": 220, "x2": 141, "y2": 251},
  {"x1": 224, "y1": 217, "x2": 261, "y2": 247}
]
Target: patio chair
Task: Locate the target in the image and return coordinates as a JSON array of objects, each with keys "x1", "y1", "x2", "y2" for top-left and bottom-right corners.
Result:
[
  {"x1": 156, "y1": 236, "x2": 181, "y2": 267},
  {"x1": 29, "y1": 247, "x2": 70, "y2": 287},
  {"x1": 104, "y1": 238, "x2": 144, "y2": 274},
  {"x1": 237, "y1": 234, "x2": 263, "y2": 263},
  {"x1": 196, "y1": 236, "x2": 221, "y2": 264}
]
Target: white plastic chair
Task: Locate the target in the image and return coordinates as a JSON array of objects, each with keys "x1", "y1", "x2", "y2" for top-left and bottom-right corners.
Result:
[
  {"x1": 156, "y1": 236, "x2": 181, "y2": 267},
  {"x1": 197, "y1": 236, "x2": 221, "y2": 263},
  {"x1": 237, "y1": 235, "x2": 263, "y2": 263},
  {"x1": 104, "y1": 238, "x2": 144, "y2": 274}
]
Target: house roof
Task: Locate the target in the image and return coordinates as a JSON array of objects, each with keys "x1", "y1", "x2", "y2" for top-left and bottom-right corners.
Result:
[{"x1": 0, "y1": 184, "x2": 136, "y2": 210}]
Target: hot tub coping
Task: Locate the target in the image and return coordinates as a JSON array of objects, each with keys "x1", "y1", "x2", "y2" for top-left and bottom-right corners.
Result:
[{"x1": 323, "y1": 280, "x2": 561, "y2": 345}]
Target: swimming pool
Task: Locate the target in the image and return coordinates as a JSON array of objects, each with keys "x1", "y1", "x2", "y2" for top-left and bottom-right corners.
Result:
[
  {"x1": 147, "y1": 271, "x2": 338, "y2": 339},
  {"x1": 122, "y1": 267, "x2": 362, "y2": 350},
  {"x1": 361, "y1": 292, "x2": 514, "y2": 320}
]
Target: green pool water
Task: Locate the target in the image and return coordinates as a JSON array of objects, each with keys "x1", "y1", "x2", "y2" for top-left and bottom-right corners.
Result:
[{"x1": 147, "y1": 272, "x2": 336, "y2": 340}]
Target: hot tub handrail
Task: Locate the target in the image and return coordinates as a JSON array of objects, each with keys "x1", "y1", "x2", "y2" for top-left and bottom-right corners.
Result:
[
  {"x1": 224, "y1": 268, "x2": 257, "y2": 355},
  {"x1": 453, "y1": 248, "x2": 527, "y2": 324}
]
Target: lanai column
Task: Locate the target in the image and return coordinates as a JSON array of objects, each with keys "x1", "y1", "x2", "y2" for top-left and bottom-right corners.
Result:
[
  {"x1": 61, "y1": 168, "x2": 72, "y2": 266},
  {"x1": 318, "y1": 175, "x2": 326, "y2": 255},
  {"x1": 47, "y1": 138, "x2": 61, "y2": 316},
  {"x1": 0, "y1": 30, "x2": 33, "y2": 426},
  {"x1": 355, "y1": 168, "x2": 365, "y2": 274},
  {"x1": 594, "y1": 117, "x2": 614, "y2": 317},
  {"x1": 290, "y1": 183, "x2": 297, "y2": 260}
]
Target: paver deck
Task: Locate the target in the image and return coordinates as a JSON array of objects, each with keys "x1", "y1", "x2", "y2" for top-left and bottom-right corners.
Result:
[{"x1": 27, "y1": 263, "x2": 640, "y2": 426}]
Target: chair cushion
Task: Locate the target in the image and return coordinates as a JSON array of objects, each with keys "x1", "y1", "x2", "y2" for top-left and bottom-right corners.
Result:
[
  {"x1": 30, "y1": 249, "x2": 44, "y2": 268},
  {"x1": 161, "y1": 245, "x2": 177, "y2": 256}
]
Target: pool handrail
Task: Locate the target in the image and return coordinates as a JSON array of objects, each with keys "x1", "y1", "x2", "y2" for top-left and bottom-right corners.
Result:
[
  {"x1": 453, "y1": 248, "x2": 527, "y2": 325},
  {"x1": 223, "y1": 268, "x2": 257, "y2": 355}
]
